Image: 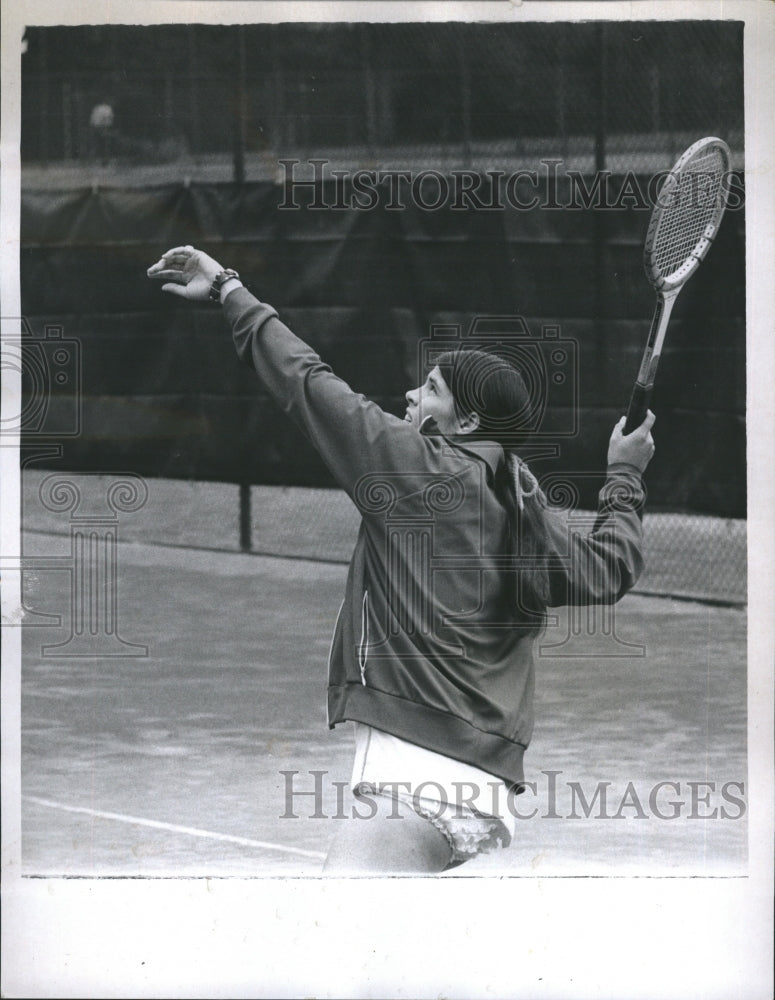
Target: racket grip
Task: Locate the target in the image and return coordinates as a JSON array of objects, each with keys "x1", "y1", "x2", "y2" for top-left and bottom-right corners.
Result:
[{"x1": 624, "y1": 383, "x2": 652, "y2": 435}]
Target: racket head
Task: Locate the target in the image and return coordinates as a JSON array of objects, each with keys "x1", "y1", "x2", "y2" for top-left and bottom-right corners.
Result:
[{"x1": 644, "y1": 136, "x2": 731, "y2": 292}]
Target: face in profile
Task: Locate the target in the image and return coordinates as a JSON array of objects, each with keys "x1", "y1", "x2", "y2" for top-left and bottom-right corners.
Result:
[{"x1": 404, "y1": 366, "x2": 478, "y2": 436}]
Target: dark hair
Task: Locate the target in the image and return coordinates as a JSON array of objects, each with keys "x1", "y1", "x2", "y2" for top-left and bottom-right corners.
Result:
[{"x1": 436, "y1": 349, "x2": 550, "y2": 633}]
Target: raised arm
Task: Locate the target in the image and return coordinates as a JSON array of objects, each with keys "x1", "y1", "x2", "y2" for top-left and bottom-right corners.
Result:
[
  {"x1": 545, "y1": 412, "x2": 656, "y2": 606},
  {"x1": 147, "y1": 246, "x2": 430, "y2": 500}
]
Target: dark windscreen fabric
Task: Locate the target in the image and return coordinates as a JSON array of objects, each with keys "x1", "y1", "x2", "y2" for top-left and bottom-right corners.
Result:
[{"x1": 20, "y1": 179, "x2": 745, "y2": 516}]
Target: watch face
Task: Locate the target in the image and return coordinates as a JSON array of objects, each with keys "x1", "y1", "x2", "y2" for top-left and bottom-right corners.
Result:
[{"x1": 210, "y1": 270, "x2": 239, "y2": 301}]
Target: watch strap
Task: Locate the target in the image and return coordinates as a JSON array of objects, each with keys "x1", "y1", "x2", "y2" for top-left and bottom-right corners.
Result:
[{"x1": 209, "y1": 268, "x2": 240, "y2": 302}]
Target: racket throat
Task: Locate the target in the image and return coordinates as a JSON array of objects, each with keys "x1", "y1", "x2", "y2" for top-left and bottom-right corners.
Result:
[
  {"x1": 637, "y1": 289, "x2": 678, "y2": 384},
  {"x1": 625, "y1": 288, "x2": 679, "y2": 433}
]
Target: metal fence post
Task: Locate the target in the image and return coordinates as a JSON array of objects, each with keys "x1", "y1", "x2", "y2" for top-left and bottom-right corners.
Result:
[
  {"x1": 239, "y1": 482, "x2": 251, "y2": 552},
  {"x1": 593, "y1": 23, "x2": 608, "y2": 342},
  {"x1": 233, "y1": 25, "x2": 247, "y2": 186}
]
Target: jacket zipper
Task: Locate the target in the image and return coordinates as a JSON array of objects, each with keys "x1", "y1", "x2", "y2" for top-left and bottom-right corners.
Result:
[
  {"x1": 325, "y1": 599, "x2": 345, "y2": 726},
  {"x1": 358, "y1": 590, "x2": 369, "y2": 685}
]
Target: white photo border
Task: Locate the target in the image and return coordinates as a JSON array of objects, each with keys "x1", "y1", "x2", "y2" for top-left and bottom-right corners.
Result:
[{"x1": 2, "y1": 3, "x2": 773, "y2": 998}]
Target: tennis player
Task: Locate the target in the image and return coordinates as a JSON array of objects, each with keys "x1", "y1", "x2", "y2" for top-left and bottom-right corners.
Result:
[{"x1": 148, "y1": 245, "x2": 655, "y2": 875}]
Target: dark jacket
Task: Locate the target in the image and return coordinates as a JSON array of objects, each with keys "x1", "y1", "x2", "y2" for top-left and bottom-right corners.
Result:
[{"x1": 225, "y1": 287, "x2": 646, "y2": 787}]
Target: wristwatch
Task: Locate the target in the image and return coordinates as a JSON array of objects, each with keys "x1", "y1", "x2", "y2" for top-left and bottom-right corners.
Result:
[{"x1": 209, "y1": 268, "x2": 240, "y2": 302}]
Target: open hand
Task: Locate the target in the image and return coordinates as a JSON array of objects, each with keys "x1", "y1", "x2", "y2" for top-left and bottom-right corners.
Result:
[
  {"x1": 608, "y1": 410, "x2": 656, "y2": 472},
  {"x1": 146, "y1": 245, "x2": 224, "y2": 301}
]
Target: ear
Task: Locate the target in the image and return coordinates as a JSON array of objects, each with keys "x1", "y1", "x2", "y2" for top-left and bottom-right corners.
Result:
[{"x1": 457, "y1": 411, "x2": 480, "y2": 435}]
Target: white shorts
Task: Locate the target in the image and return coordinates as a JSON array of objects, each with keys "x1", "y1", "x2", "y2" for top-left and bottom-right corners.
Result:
[{"x1": 350, "y1": 723, "x2": 516, "y2": 864}]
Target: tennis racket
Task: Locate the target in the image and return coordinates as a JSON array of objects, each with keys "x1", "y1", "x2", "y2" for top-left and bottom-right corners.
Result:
[{"x1": 623, "y1": 136, "x2": 731, "y2": 434}]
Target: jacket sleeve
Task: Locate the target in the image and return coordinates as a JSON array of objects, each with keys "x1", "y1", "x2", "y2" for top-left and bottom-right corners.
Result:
[
  {"x1": 544, "y1": 463, "x2": 646, "y2": 606},
  {"x1": 222, "y1": 287, "x2": 429, "y2": 502}
]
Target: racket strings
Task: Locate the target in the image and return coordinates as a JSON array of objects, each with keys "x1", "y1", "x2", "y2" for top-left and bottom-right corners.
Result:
[{"x1": 651, "y1": 147, "x2": 726, "y2": 280}]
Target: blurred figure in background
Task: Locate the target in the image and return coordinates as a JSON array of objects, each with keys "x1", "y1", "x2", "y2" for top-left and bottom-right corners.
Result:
[{"x1": 89, "y1": 100, "x2": 114, "y2": 164}]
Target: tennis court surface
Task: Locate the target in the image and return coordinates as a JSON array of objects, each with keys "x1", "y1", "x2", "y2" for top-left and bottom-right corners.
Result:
[{"x1": 19, "y1": 473, "x2": 747, "y2": 877}]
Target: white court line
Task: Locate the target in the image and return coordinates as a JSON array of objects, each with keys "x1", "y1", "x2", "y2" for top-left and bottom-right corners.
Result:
[{"x1": 24, "y1": 795, "x2": 326, "y2": 861}]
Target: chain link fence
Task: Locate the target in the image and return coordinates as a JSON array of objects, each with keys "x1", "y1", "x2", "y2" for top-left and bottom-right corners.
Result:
[
  {"x1": 22, "y1": 22, "x2": 744, "y2": 175},
  {"x1": 21, "y1": 473, "x2": 746, "y2": 606}
]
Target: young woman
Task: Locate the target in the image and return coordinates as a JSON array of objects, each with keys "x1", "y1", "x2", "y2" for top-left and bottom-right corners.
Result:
[{"x1": 148, "y1": 245, "x2": 655, "y2": 875}]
